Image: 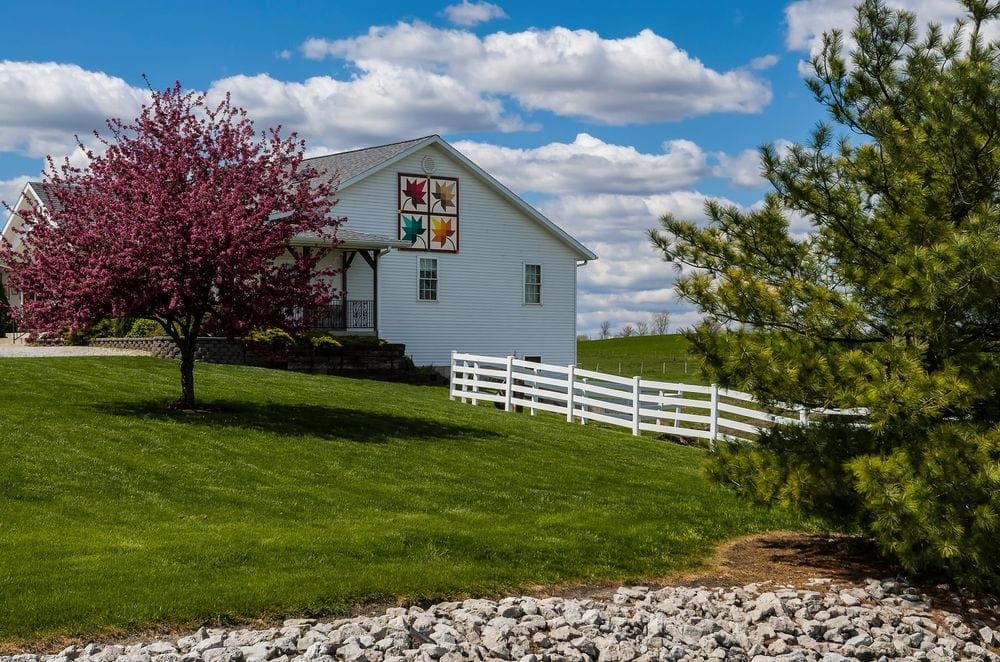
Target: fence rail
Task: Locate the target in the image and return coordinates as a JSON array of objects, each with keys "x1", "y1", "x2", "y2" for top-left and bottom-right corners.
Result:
[{"x1": 449, "y1": 352, "x2": 861, "y2": 444}]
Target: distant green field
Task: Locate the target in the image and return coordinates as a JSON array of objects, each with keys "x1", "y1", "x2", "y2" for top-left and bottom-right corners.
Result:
[{"x1": 577, "y1": 334, "x2": 706, "y2": 383}]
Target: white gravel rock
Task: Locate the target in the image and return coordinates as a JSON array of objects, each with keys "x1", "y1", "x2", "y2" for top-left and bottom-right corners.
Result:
[{"x1": 5, "y1": 580, "x2": 1000, "y2": 662}]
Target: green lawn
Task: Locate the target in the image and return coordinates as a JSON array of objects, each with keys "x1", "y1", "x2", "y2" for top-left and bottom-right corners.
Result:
[
  {"x1": 577, "y1": 335, "x2": 706, "y2": 383},
  {"x1": 0, "y1": 357, "x2": 815, "y2": 643}
]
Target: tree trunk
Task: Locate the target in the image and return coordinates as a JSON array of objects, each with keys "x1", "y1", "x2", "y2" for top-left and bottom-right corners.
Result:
[{"x1": 179, "y1": 338, "x2": 197, "y2": 409}]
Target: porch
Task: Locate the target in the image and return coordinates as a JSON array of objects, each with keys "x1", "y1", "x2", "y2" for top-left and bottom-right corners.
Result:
[
  {"x1": 313, "y1": 299, "x2": 375, "y2": 332},
  {"x1": 298, "y1": 228, "x2": 410, "y2": 335}
]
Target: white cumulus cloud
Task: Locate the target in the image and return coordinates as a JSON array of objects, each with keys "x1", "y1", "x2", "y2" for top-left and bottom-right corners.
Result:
[
  {"x1": 0, "y1": 175, "x2": 32, "y2": 211},
  {"x1": 0, "y1": 61, "x2": 148, "y2": 159},
  {"x1": 785, "y1": 0, "x2": 999, "y2": 68},
  {"x1": 749, "y1": 54, "x2": 780, "y2": 70},
  {"x1": 712, "y1": 149, "x2": 764, "y2": 188},
  {"x1": 443, "y1": 0, "x2": 507, "y2": 26},
  {"x1": 712, "y1": 139, "x2": 793, "y2": 188},
  {"x1": 454, "y1": 134, "x2": 710, "y2": 196},
  {"x1": 539, "y1": 191, "x2": 745, "y2": 336},
  {"x1": 302, "y1": 22, "x2": 772, "y2": 124},
  {"x1": 208, "y1": 65, "x2": 523, "y2": 152}
]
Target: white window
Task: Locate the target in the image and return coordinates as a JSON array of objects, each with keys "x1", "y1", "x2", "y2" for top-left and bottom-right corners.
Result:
[
  {"x1": 418, "y1": 257, "x2": 438, "y2": 301},
  {"x1": 524, "y1": 263, "x2": 541, "y2": 304}
]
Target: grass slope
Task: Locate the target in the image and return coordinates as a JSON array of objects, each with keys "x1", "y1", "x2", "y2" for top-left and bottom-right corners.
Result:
[
  {"x1": 0, "y1": 357, "x2": 814, "y2": 642},
  {"x1": 577, "y1": 335, "x2": 705, "y2": 383}
]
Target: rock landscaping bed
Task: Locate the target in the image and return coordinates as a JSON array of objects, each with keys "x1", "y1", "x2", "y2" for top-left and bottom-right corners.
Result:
[{"x1": 5, "y1": 578, "x2": 998, "y2": 662}]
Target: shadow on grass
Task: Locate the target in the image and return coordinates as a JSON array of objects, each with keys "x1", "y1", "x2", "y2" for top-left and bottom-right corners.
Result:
[{"x1": 92, "y1": 400, "x2": 500, "y2": 444}]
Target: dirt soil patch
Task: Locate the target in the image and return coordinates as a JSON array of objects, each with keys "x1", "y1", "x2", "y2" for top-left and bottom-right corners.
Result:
[
  {"x1": 531, "y1": 531, "x2": 897, "y2": 603},
  {"x1": 535, "y1": 531, "x2": 997, "y2": 635},
  {"x1": 678, "y1": 531, "x2": 899, "y2": 588}
]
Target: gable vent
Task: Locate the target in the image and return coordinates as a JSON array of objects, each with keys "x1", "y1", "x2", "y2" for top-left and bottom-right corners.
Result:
[{"x1": 421, "y1": 155, "x2": 437, "y2": 174}]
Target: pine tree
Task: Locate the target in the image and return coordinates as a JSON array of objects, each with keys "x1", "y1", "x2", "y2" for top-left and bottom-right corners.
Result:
[{"x1": 650, "y1": 0, "x2": 1000, "y2": 588}]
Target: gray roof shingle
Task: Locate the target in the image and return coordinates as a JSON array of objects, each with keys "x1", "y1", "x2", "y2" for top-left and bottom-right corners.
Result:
[
  {"x1": 25, "y1": 136, "x2": 433, "y2": 211},
  {"x1": 303, "y1": 136, "x2": 434, "y2": 184},
  {"x1": 27, "y1": 181, "x2": 62, "y2": 211},
  {"x1": 293, "y1": 227, "x2": 410, "y2": 249}
]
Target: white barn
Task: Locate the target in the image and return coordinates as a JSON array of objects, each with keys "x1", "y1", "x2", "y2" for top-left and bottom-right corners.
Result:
[
  {"x1": 2, "y1": 135, "x2": 597, "y2": 367},
  {"x1": 304, "y1": 135, "x2": 596, "y2": 367}
]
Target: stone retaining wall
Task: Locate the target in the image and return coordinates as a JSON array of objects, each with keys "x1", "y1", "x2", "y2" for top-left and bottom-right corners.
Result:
[
  {"x1": 90, "y1": 337, "x2": 246, "y2": 364},
  {"x1": 89, "y1": 337, "x2": 411, "y2": 374}
]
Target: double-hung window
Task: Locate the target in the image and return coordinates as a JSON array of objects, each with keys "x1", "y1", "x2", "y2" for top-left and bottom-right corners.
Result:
[
  {"x1": 524, "y1": 263, "x2": 541, "y2": 305},
  {"x1": 418, "y1": 257, "x2": 438, "y2": 301}
]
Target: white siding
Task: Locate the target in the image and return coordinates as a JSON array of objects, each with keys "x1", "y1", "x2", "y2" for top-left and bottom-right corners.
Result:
[
  {"x1": 1, "y1": 191, "x2": 38, "y2": 308},
  {"x1": 341, "y1": 254, "x2": 374, "y2": 301},
  {"x1": 332, "y1": 144, "x2": 581, "y2": 366}
]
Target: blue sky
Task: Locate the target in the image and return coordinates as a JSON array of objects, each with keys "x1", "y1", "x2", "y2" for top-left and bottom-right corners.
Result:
[{"x1": 0, "y1": 0, "x2": 968, "y2": 335}]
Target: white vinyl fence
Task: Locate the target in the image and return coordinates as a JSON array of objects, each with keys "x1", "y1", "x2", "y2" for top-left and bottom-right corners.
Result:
[{"x1": 449, "y1": 352, "x2": 858, "y2": 444}]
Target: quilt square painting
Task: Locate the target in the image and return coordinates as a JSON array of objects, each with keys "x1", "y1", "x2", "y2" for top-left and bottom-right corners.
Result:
[{"x1": 398, "y1": 173, "x2": 459, "y2": 252}]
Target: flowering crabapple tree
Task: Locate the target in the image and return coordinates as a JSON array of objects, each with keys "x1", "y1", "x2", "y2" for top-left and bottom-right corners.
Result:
[{"x1": 2, "y1": 83, "x2": 341, "y2": 408}]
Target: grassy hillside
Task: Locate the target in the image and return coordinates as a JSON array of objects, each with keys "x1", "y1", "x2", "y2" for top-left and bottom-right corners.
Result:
[
  {"x1": 577, "y1": 334, "x2": 705, "y2": 383},
  {"x1": 0, "y1": 357, "x2": 814, "y2": 642}
]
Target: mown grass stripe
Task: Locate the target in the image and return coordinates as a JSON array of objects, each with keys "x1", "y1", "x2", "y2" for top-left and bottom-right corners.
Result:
[{"x1": 0, "y1": 356, "x2": 818, "y2": 642}]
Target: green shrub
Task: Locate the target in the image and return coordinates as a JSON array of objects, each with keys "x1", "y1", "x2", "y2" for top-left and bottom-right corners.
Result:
[
  {"x1": 336, "y1": 334, "x2": 386, "y2": 349},
  {"x1": 851, "y1": 424, "x2": 1000, "y2": 591},
  {"x1": 126, "y1": 319, "x2": 165, "y2": 338},
  {"x1": 297, "y1": 330, "x2": 342, "y2": 350},
  {"x1": 706, "y1": 421, "x2": 884, "y2": 525},
  {"x1": 109, "y1": 318, "x2": 135, "y2": 337},
  {"x1": 66, "y1": 319, "x2": 123, "y2": 345},
  {"x1": 246, "y1": 328, "x2": 296, "y2": 353}
]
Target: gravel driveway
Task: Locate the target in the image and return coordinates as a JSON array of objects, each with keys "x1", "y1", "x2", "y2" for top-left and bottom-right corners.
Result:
[{"x1": 0, "y1": 344, "x2": 149, "y2": 358}]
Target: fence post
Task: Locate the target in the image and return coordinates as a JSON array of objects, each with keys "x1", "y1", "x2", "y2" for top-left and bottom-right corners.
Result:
[
  {"x1": 504, "y1": 355, "x2": 513, "y2": 412},
  {"x1": 799, "y1": 406, "x2": 809, "y2": 426},
  {"x1": 471, "y1": 361, "x2": 479, "y2": 406},
  {"x1": 709, "y1": 383, "x2": 719, "y2": 446},
  {"x1": 674, "y1": 390, "x2": 682, "y2": 431},
  {"x1": 566, "y1": 364, "x2": 576, "y2": 423},
  {"x1": 530, "y1": 364, "x2": 538, "y2": 416},
  {"x1": 462, "y1": 359, "x2": 469, "y2": 404},
  {"x1": 580, "y1": 377, "x2": 588, "y2": 425},
  {"x1": 632, "y1": 376, "x2": 641, "y2": 436},
  {"x1": 656, "y1": 389, "x2": 663, "y2": 427},
  {"x1": 449, "y1": 351, "x2": 457, "y2": 400}
]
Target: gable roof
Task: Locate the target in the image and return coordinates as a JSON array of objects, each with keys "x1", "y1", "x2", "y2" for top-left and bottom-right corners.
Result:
[
  {"x1": 313, "y1": 135, "x2": 598, "y2": 262},
  {"x1": 305, "y1": 137, "x2": 432, "y2": 186},
  {"x1": 7, "y1": 138, "x2": 598, "y2": 262},
  {"x1": 1, "y1": 182, "x2": 56, "y2": 245},
  {"x1": 26, "y1": 181, "x2": 61, "y2": 211}
]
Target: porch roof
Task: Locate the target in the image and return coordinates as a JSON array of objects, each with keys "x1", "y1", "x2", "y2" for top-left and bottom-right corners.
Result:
[{"x1": 292, "y1": 228, "x2": 410, "y2": 250}]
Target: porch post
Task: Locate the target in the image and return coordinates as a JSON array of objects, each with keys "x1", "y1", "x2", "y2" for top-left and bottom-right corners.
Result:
[
  {"x1": 340, "y1": 252, "x2": 348, "y2": 330},
  {"x1": 358, "y1": 249, "x2": 379, "y2": 336},
  {"x1": 373, "y1": 251, "x2": 379, "y2": 337},
  {"x1": 341, "y1": 251, "x2": 358, "y2": 330}
]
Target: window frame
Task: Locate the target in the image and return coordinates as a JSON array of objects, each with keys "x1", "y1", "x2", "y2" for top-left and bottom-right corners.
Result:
[
  {"x1": 523, "y1": 262, "x2": 542, "y2": 305},
  {"x1": 417, "y1": 256, "x2": 439, "y2": 302}
]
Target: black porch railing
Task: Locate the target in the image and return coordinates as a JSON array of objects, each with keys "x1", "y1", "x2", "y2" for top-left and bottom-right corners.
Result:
[{"x1": 314, "y1": 299, "x2": 374, "y2": 330}]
